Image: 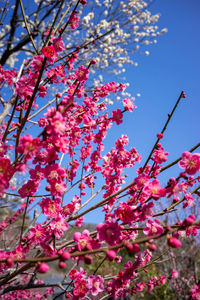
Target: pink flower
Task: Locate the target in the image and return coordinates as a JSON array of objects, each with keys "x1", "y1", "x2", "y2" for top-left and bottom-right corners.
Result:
[
  {"x1": 172, "y1": 269, "x2": 179, "y2": 279},
  {"x1": 143, "y1": 219, "x2": 164, "y2": 236},
  {"x1": 73, "y1": 230, "x2": 91, "y2": 251},
  {"x1": 68, "y1": 13, "x2": 79, "y2": 30},
  {"x1": 52, "y1": 36, "x2": 65, "y2": 52},
  {"x1": 73, "y1": 278, "x2": 87, "y2": 297},
  {"x1": 115, "y1": 202, "x2": 137, "y2": 225},
  {"x1": 144, "y1": 179, "x2": 166, "y2": 200},
  {"x1": 190, "y1": 284, "x2": 200, "y2": 300},
  {"x1": 179, "y1": 151, "x2": 200, "y2": 175},
  {"x1": 17, "y1": 135, "x2": 41, "y2": 161},
  {"x1": 97, "y1": 220, "x2": 121, "y2": 246},
  {"x1": 45, "y1": 163, "x2": 66, "y2": 184},
  {"x1": 75, "y1": 65, "x2": 89, "y2": 82},
  {"x1": 49, "y1": 181, "x2": 67, "y2": 197},
  {"x1": 39, "y1": 198, "x2": 61, "y2": 218},
  {"x1": 157, "y1": 133, "x2": 164, "y2": 139},
  {"x1": 112, "y1": 109, "x2": 123, "y2": 125},
  {"x1": 49, "y1": 216, "x2": 68, "y2": 239},
  {"x1": 30, "y1": 55, "x2": 44, "y2": 71},
  {"x1": 0, "y1": 157, "x2": 14, "y2": 181},
  {"x1": 123, "y1": 98, "x2": 135, "y2": 111},
  {"x1": 37, "y1": 262, "x2": 49, "y2": 273},
  {"x1": 42, "y1": 45, "x2": 57, "y2": 60},
  {"x1": 167, "y1": 237, "x2": 182, "y2": 248},
  {"x1": 153, "y1": 147, "x2": 169, "y2": 164},
  {"x1": 29, "y1": 165, "x2": 45, "y2": 182},
  {"x1": 29, "y1": 224, "x2": 47, "y2": 244},
  {"x1": 18, "y1": 180, "x2": 39, "y2": 198},
  {"x1": 87, "y1": 275, "x2": 104, "y2": 296}
]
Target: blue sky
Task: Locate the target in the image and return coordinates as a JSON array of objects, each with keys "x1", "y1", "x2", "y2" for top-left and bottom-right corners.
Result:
[
  {"x1": 124, "y1": 0, "x2": 200, "y2": 161},
  {"x1": 86, "y1": 0, "x2": 200, "y2": 223}
]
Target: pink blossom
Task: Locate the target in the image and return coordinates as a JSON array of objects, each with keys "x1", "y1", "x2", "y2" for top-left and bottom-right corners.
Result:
[
  {"x1": 68, "y1": 13, "x2": 79, "y2": 30},
  {"x1": 39, "y1": 198, "x2": 61, "y2": 218},
  {"x1": 52, "y1": 36, "x2": 65, "y2": 52},
  {"x1": 49, "y1": 181, "x2": 67, "y2": 197},
  {"x1": 97, "y1": 220, "x2": 121, "y2": 246},
  {"x1": 168, "y1": 237, "x2": 182, "y2": 248},
  {"x1": 190, "y1": 284, "x2": 200, "y2": 300},
  {"x1": 172, "y1": 269, "x2": 179, "y2": 279},
  {"x1": 42, "y1": 45, "x2": 57, "y2": 62},
  {"x1": 75, "y1": 65, "x2": 89, "y2": 82},
  {"x1": 153, "y1": 147, "x2": 169, "y2": 164},
  {"x1": 17, "y1": 135, "x2": 41, "y2": 161},
  {"x1": 30, "y1": 55, "x2": 44, "y2": 71},
  {"x1": 115, "y1": 202, "x2": 137, "y2": 225},
  {"x1": 123, "y1": 97, "x2": 136, "y2": 111},
  {"x1": 73, "y1": 230, "x2": 91, "y2": 251},
  {"x1": 18, "y1": 180, "x2": 39, "y2": 198},
  {"x1": 143, "y1": 219, "x2": 164, "y2": 236},
  {"x1": 29, "y1": 165, "x2": 45, "y2": 182},
  {"x1": 144, "y1": 179, "x2": 166, "y2": 200},
  {"x1": 87, "y1": 275, "x2": 104, "y2": 296},
  {"x1": 179, "y1": 151, "x2": 200, "y2": 175},
  {"x1": 45, "y1": 163, "x2": 66, "y2": 184},
  {"x1": 112, "y1": 109, "x2": 123, "y2": 125},
  {"x1": 73, "y1": 278, "x2": 87, "y2": 297},
  {"x1": 37, "y1": 262, "x2": 49, "y2": 273},
  {"x1": 29, "y1": 224, "x2": 47, "y2": 244},
  {"x1": 49, "y1": 216, "x2": 68, "y2": 239}
]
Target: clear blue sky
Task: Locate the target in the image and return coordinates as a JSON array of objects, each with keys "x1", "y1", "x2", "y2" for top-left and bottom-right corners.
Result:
[
  {"x1": 124, "y1": 0, "x2": 200, "y2": 161},
  {"x1": 87, "y1": 0, "x2": 200, "y2": 223}
]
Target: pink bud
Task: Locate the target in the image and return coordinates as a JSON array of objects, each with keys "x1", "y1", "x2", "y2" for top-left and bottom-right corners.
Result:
[
  {"x1": 37, "y1": 262, "x2": 49, "y2": 273},
  {"x1": 157, "y1": 133, "x2": 164, "y2": 139},
  {"x1": 56, "y1": 92, "x2": 62, "y2": 98},
  {"x1": 132, "y1": 243, "x2": 140, "y2": 252},
  {"x1": 61, "y1": 251, "x2": 71, "y2": 261},
  {"x1": 147, "y1": 243, "x2": 157, "y2": 252},
  {"x1": 59, "y1": 261, "x2": 66, "y2": 269},
  {"x1": 124, "y1": 241, "x2": 134, "y2": 253},
  {"x1": 106, "y1": 250, "x2": 116, "y2": 261},
  {"x1": 168, "y1": 237, "x2": 182, "y2": 248},
  {"x1": 90, "y1": 59, "x2": 96, "y2": 65}
]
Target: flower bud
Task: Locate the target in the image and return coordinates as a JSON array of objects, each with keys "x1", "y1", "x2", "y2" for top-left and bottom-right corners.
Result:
[
  {"x1": 36, "y1": 262, "x2": 50, "y2": 273},
  {"x1": 106, "y1": 250, "x2": 116, "y2": 261},
  {"x1": 60, "y1": 251, "x2": 71, "y2": 261},
  {"x1": 59, "y1": 261, "x2": 66, "y2": 269},
  {"x1": 132, "y1": 243, "x2": 140, "y2": 252},
  {"x1": 167, "y1": 237, "x2": 182, "y2": 248}
]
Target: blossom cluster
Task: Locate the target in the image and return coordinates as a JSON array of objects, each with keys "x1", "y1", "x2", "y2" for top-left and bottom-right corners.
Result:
[{"x1": 0, "y1": 1, "x2": 199, "y2": 299}]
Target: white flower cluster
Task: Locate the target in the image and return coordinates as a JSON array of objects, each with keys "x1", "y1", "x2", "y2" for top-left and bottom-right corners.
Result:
[
  {"x1": 64, "y1": 0, "x2": 167, "y2": 85},
  {"x1": 0, "y1": 0, "x2": 167, "y2": 99}
]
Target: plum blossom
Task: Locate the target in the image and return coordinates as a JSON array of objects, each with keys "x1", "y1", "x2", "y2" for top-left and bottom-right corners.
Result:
[
  {"x1": 143, "y1": 219, "x2": 164, "y2": 236},
  {"x1": 42, "y1": 45, "x2": 57, "y2": 63},
  {"x1": 17, "y1": 135, "x2": 41, "y2": 161},
  {"x1": 97, "y1": 220, "x2": 122, "y2": 245},
  {"x1": 179, "y1": 151, "x2": 200, "y2": 175},
  {"x1": 112, "y1": 109, "x2": 123, "y2": 125},
  {"x1": 87, "y1": 275, "x2": 104, "y2": 296},
  {"x1": 172, "y1": 269, "x2": 179, "y2": 279},
  {"x1": 39, "y1": 198, "x2": 61, "y2": 218},
  {"x1": 49, "y1": 216, "x2": 68, "y2": 239},
  {"x1": 123, "y1": 97, "x2": 136, "y2": 111},
  {"x1": 75, "y1": 65, "x2": 89, "y2": 82}
]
